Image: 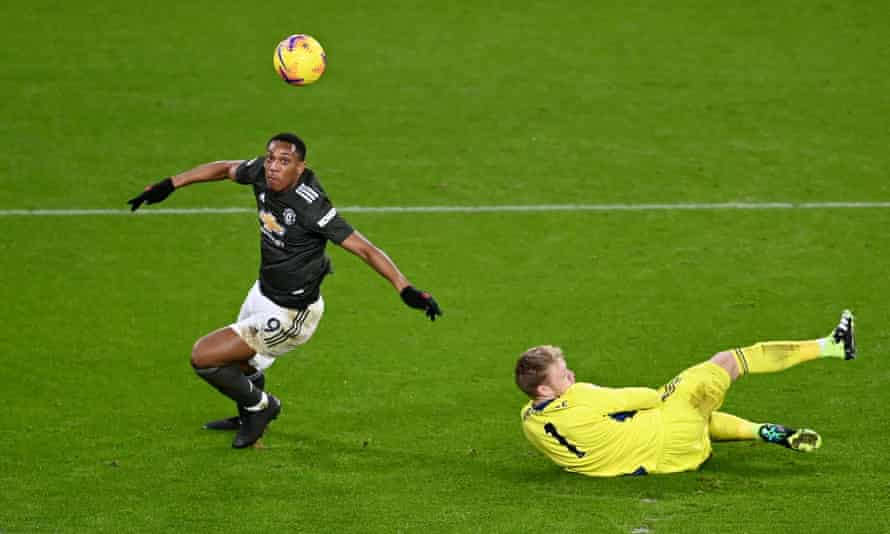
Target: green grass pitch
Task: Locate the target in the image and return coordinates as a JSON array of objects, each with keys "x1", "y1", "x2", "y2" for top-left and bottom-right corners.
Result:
[{"x1": 2, "y1": 1, "x2": 889, "y2": 532}]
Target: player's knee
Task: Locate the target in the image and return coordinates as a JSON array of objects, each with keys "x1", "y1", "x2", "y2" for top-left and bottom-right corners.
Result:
[{"x1": 190, "y1": 338, "x2": 212, "y2": 369}]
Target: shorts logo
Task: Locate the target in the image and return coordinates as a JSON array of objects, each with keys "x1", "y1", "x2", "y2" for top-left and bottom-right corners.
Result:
[
  {"x1": 264, "y1": 318, "x2": 281, "y2": 332},
  {"x1": 283, "y1": 208, "x2": 297, "y2": 226},
  {"x1": 264, "y1": 309, "x2": 311, "y2": 347},
  {"x1": 661, "y1": 376, "x2": 682, "y2": 401}
]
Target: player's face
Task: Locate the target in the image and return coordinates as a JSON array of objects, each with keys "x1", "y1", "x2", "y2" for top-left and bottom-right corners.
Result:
[
  {"x1": 541, "y1": 357, "x2": 576, "y2": 398},
  {"x1": 264, "y1": 141, "x2": 305, "y2": 192}
]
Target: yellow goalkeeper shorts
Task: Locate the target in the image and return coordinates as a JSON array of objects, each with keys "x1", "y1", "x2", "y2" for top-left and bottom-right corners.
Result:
[{"x1": 655, "y1": 362, "x2": 732, "y2": 474}]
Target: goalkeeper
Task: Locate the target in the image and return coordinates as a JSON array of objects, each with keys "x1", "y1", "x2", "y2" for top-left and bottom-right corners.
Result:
[{"x1": 516, "y1": 311, "x2": 856, "y2": 477}]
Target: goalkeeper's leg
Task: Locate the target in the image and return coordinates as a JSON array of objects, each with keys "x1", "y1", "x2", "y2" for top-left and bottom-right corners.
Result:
[
  {"x1": 712, "y1": 310, "x2": 855, "y2": 380},
  {"x1": 709, "y1": 412, "x2": 822, "y2": 452}
]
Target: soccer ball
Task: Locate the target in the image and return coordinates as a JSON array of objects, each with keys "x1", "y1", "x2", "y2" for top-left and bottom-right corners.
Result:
[{"x1": 273, "y1": 34, "x2": 326, "y2": 86}]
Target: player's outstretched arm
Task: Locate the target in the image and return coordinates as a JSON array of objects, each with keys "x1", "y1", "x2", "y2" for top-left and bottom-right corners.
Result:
[
  {"x1": 127, "y1": 160, "x2": 244, "y2": 211},
  {"x1": 339, "y1": 231, "x2": 442, "y2": 321}
]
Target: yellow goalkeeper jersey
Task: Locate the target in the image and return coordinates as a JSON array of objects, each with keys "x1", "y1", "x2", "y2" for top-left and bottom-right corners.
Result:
[{"x1": 520, "y1": 382, "x2": 664, "y2": 477}]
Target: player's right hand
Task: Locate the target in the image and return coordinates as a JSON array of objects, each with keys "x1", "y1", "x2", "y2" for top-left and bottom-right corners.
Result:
[{"x1": 127, "y1": 177, "x2": 175, "y2": 211}]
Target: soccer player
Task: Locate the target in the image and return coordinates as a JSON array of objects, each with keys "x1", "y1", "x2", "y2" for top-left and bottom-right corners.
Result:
[
  {"x1": 128, "y1": 133, "x2": 442, "y2": 449},
  {"x1": 515, "y1": 311, "x2": 856, "y2": 477}
]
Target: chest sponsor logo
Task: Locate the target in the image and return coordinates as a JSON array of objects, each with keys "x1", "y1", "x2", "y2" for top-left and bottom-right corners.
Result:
[
  {"x1": 283, "y1": 208, "x2": 297, "y2": 226},
  {"x1": 259, "y1": 210, "x2": 285, "y2": 236}
]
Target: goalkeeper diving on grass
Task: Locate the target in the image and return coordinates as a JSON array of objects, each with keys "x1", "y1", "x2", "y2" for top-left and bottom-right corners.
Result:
[{"x1": 515, "y1": 311, "x2": 856, "y2": 477}]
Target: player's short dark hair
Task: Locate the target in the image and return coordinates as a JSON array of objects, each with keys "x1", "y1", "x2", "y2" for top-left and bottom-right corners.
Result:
[
  {"x1": 515, "y1": 345, "x2": 564, "y2": 397},
  {"x1": 267, "y1": 132, "x2": 307, "y2": 161}
]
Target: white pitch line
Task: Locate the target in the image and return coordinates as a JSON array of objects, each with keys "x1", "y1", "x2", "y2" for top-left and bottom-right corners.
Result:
[{"x1": 0, "y1": 202, "x2": 889, "y2": 216}]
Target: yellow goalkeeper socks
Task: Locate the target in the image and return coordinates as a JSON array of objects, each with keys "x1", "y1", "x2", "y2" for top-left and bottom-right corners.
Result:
[
  {"x1": 709, "y1": 412, "x2": 760, "y2": 441},
  {"x1": 732, "y1": 337, "x2": 843, "y2": 376}
]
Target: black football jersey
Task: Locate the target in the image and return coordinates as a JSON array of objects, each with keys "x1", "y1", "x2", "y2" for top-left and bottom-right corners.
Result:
[{"x1": 235, "y1": 157, "x2": 354, "y2": 308}]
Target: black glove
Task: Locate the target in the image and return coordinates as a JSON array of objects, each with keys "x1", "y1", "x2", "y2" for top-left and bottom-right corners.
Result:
[
  {"x1": 127, "y1": 177, "x2": 175, "y2": 211},
  {"x1": 400, "y1": 286, "x2": 442, "y2": 321}
]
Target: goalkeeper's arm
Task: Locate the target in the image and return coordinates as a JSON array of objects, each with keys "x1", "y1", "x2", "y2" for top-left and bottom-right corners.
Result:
[{"x1": 609, "y1": 387, "x2": 662, "y2": 412}]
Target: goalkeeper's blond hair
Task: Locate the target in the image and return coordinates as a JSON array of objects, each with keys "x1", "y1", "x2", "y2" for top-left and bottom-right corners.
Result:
[{"x1": 515, "y1": 345, "x2": 564, "y2": 398}]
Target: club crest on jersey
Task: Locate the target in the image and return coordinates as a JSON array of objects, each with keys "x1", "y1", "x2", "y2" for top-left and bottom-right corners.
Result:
[
  {"x1": 259, "y1": 210, "x2": 285, "y2": 236},
  {"x1": 283, "y1": 208, "x2": 297, "y2": 226}
]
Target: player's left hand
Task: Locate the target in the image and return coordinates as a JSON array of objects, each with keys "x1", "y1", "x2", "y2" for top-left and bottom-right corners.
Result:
[{"x1": 400, "y1": 286, "x2": 442, "y2": 321}]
